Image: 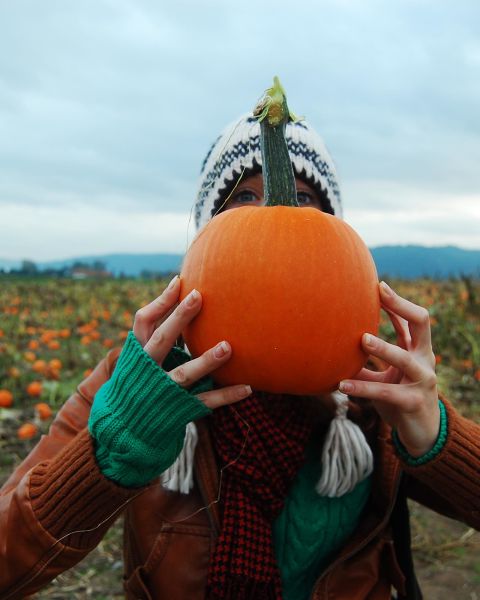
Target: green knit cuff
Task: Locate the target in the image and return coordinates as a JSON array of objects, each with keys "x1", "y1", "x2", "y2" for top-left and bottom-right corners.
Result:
[
  {"x1": 392, "y1": 400, "x2": 448, "y2": 467},
  {"x1": 88, "y1": 331, "x2": 212, "y2": 488}
]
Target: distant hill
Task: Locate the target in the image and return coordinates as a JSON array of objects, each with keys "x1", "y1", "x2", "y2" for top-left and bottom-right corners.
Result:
[
  {"x1": 370, "y1": 245, "x2": 480, "y2": 279},
  {"x1": 1, "y1": 246, "x2": 479, "y2": 279}
]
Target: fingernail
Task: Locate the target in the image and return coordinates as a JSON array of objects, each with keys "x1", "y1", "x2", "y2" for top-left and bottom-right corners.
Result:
[
  {"x1": 364, "y1": 333, "x2": 375, "y2": 347},
  {"x1": 380, "y1": 281, "x2": 393, "y2": 296},
  {"x1": 184, "y1": 289, "x2": 199, "y2": 307},
  {"x1": 214, "y1": 341, "x2": 230, "y2": 358},
  {"x1": 239, "y1": 385, "x2": 252, "y2": 398},
  {"x1": 167, "y1": 275, "x2": 179, "y2": 290},
  {"x1": 339, "y1": 381, "x2": 354, "y2": 394}
]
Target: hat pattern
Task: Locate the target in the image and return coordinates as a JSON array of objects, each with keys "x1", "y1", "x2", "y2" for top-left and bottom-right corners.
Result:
[{"x1": 194, "y1": 115, "x2": 343, "y2": 229}]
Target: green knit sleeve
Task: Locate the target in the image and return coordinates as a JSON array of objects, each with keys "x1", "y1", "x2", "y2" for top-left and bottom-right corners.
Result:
[
  {"x1": 392, "y1": 400, "x2": 448, "y2": 467},
  {"x1": 88, "y1": 331, "x2": 212, "y2": 488}
]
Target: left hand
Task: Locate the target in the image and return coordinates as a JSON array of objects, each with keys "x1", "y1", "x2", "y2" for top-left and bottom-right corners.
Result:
[{"x1": 339, "y1": 281, "x2": 440, "y2": 457}]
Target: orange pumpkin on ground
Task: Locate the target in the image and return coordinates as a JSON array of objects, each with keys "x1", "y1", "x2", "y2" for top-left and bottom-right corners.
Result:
[
  {"x1": 32, "y1": 359, "x2": 47, "y2": 374},
  {"x1": 48, "y1": 358, "x2": 62, "y2": 371},
  {"x1": 34, "y1": 402, "x2": 53, "y2": 420},
  {"x1": 18, "y1": 423, "x2": 38, "y2": 440},
  {"x1": 27, "y1": 381, "x2": 43, "y2": 397},
  {"x1": 0, "y1": 389, "x2": 14, "y2": 408},
  {"x1": 24, "y1": 351, "x2": 36, "y2": 362}
]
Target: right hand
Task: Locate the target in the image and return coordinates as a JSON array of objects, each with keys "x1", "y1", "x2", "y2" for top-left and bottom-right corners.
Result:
[{"x1": 133, "y1": 275, "x2": 251, "y2": 409}]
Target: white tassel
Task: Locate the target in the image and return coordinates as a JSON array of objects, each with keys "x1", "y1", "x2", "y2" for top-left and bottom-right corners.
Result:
[
  {"x1": 161, "y1": 422, "x2": 198, "y2": 494},
  {"x1": 315, "y1": 391, "x2": 374, "y2": 498}
]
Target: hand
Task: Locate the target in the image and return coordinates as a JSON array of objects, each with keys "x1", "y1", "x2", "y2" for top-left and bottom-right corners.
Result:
[
  {"x1": 133, "y1": 275, "x2": 251, "y2": 409},
  {"x1": 339, "y1": 281, "x2": 440, "y2": 457}
]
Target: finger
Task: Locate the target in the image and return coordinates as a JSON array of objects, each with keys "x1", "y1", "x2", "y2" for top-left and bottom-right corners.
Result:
[
  {"x1": 361, "y1": 333, "x2": 425, "y2": 381},
  {"x1": 168, "y1": 341, "x2": 232, "y2": 388},
  {"x1": 379, "y1": 282, "x2": 432, "y2": 351},
  {"x1": 133, "y1": 276, "x2": 180, "y2": 346},
  {"x1": 338, "y1": 379, "x2": 416, "y2": 410},
  {"x1": 351, "y1": 367, "x2": 390, "y2": 384},
  {"x1": 143, "y1": 289, "x2": 202, "y2": 364},
  {"x1": 197, "y1": 384, "x2": 252, "y2": 410},
  {"x1": 383, "y1": 307, "x2": 411, "y2": 349}
]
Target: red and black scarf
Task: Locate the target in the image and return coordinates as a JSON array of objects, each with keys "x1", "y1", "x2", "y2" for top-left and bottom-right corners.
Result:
[{"x1": 206, "y1": 392, "x2": 314, "y2": 599}]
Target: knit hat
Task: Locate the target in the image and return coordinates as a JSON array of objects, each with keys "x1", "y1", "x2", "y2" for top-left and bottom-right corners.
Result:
[
  {"x1": 194, "y1": 113, "x2": 343, "y2": 230},
  {"x1": 162, "y1": 114, "x2": 373, "y2": 499}
]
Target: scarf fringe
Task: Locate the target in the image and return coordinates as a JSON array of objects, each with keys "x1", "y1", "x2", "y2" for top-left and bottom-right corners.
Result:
[
  {"x1": 161, "y1": 392, "x2": 374, "y2": 499},
  {"x1": 315, "y1": 391, "x2": 374, "y2": 497},
  {"x1": 161, "y1": 422, "x2": 198, "y2": 494}
]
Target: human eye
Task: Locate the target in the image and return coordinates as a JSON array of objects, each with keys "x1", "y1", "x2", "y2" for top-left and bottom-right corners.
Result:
[
  {"x1": 297, "y1": 191, "x2": 314, "y2": 205},
  {"x1": 231, "y1": 190, "x2": 258, "y2": 205}
]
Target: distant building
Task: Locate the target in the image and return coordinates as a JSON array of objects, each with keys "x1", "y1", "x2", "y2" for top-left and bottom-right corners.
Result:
[{"x1": 70, "y1": 267, "x2": 112, "y2": 280}]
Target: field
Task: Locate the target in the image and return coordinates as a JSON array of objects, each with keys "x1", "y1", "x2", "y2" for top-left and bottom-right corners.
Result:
[{"x1": 1, "y1": 277, "x2": 479, "y2": 599}]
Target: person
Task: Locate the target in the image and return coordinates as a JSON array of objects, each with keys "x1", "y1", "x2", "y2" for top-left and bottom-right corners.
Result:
[{"x1": 1, "y1": 113, "x2": 479, "y2": 600}]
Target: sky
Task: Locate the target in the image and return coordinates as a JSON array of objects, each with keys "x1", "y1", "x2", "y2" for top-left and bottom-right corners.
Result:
[{"x1": 0, "y1": 0, "x2": 479, "y2": 262}]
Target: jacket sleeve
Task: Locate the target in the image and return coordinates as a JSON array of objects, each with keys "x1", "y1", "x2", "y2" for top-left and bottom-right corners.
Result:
[
  {"x1": 0, "y1": 348, "x2": 141, "y2": 600},
  {"x1": 402, "y1": 397, "x2": 480, "y2": 530}
]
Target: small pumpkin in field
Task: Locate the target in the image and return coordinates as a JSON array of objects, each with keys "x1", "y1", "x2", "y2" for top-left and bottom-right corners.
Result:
[
  {"x1": 0, "y1": 389, "x2": 14, "y2": 408},
  {"x1": 17, "y1": 423, "x2": 38, "y2": 440},
  {"x1": 26, "y1": 381, "x2": 43, "y2": 397},
  {"x1": 180, "y1": 78, "x2": 379, "y2": 395},
  {"x1": 34, "y1": 402, "x2": 53, "y2": 420}
]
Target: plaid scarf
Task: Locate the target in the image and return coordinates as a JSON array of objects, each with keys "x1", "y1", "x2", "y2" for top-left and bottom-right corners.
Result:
[{"x1": 206, "y1": 392, "x2": 314, "y2": 599}]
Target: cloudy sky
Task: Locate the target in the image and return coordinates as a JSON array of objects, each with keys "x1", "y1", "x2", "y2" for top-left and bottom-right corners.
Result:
[{"x1": 1, "y1": 0, "x2": 479, "y2": 262}]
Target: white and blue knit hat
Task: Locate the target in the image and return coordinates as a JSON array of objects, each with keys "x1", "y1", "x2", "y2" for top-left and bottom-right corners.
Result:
[{"x1": 194, "y1": 114, "x2": 343, "y2": 230}]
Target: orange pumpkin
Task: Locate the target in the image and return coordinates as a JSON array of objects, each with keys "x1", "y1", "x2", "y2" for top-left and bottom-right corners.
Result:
[
  {"x1": 180, "y1": 77, "x2": 379, "y2": 395},
  {"x1": 32, "y1": 359, "x2": 47, "y2": 374},
  {"x1": 180, "y1": 207, "x2": 379, "y2": 395},
  {"x1": 48, "y1": 358, "x2": 62, "y2": 371},
  {"x1": 17, "y1": 423, "x2": 38, "y2": 440},
  {"x1": 34, "y1": 402, "x2": 53, "y2": 420},
  {"x1": 27, "y1": 381, "x2": 43, "y2": 397},
  {"x1": 0, "y1": 389, "x2": 13, "y2": 408},
  {"x1": 24, "y1": 351, "x2": 36, "y2": 362}
]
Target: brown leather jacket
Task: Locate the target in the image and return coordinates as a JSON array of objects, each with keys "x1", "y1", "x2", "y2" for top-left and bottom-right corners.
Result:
[{"x1": 1, "y1": 348, "x2": 480, "y2": 600}]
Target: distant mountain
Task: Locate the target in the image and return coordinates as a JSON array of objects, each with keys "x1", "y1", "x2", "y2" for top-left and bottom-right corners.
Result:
[
  {"x1": 0, "y1": 258, "x2": 23, "y2": 271},
  {"x1": 370, "y1": 245, "x2": 480, "y2": 279},
  {"x1": 1, "y1": 246, "x2": 479, "y2": 278}
]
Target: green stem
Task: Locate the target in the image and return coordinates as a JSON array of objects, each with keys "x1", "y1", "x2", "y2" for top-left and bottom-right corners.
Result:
[{"x1": 254, "y1": 77, "x2": 298, "y2": 207}]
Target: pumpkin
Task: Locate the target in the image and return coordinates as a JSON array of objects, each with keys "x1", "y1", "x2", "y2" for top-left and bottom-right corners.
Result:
[
  {"x1": 26, "y1": 381, "x2": 43, "y2": 397},
  {"x1": 0, "y1": 389, "x2": 14, "y2": 408},
  {"x1": 34, "y1": 402, "x2": 53, "y2": 420},
  {"x1": 32, "y1": 359, "x2": 47, "y2": 374},
  {"x1": 17, "y1": 423, "x2": 38, "y2": 440},
  {"x1": 180, "y1": 78, "x2": 379, "y2": 395}
]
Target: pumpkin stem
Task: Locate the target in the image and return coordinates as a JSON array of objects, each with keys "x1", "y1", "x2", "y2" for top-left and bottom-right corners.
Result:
[{"x1": 253, "y1": 76, "x2": 298, "y2": 207}]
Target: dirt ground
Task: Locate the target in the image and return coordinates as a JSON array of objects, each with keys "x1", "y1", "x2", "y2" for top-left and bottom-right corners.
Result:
[{"x1": 410, "y1": 502, "x2": 480, "y2": 599}]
